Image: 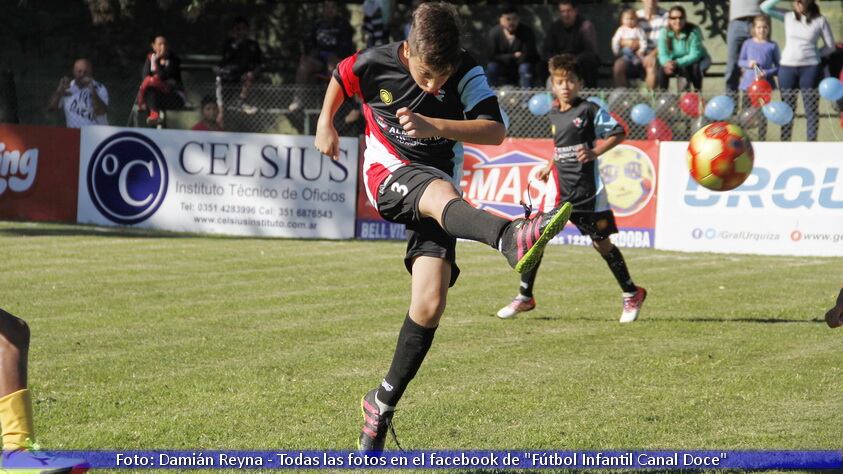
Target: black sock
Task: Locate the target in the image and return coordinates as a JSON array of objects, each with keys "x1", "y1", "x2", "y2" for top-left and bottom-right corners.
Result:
[
  {"x1": 602, "y1": 245, "x2": 637, "y2": 293},
  {"x1": 377, "y1": 314, "x2": 437, "y2": 408},
  {"x1": 441, "y1": 198, "x2": 509, "y2": 248},
  {"x1": 519, "y1": 258, "x2": 542, "y2": 298}
]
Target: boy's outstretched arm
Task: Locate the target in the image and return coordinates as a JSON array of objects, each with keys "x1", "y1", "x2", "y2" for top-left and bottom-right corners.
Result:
[{"x1": 315, "y1": 77, "x2": 346, "y2": 161}]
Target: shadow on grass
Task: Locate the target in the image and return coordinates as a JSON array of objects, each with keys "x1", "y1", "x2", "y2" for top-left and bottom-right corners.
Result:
[
  {"x1": 0, "y1": 225, "x2": 194, "y2": 239},
  {"x1": 517, "y1": 316, "x2": 824, "y2": 325}
]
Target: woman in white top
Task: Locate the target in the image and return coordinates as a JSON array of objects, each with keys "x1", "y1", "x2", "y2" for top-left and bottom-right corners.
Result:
[{"x1": 761, "y1": 0, "x2": 835, "y2": 141}]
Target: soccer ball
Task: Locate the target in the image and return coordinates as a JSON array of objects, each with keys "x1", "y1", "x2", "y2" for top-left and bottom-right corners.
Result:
[{"x1": 686, "y1": 122, "x2": 754, "y2": 191}]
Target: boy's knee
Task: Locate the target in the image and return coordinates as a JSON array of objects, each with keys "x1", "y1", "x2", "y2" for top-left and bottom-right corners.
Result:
[{"x1": 0, "y1": 310, "x2": 29, "y2": 350}]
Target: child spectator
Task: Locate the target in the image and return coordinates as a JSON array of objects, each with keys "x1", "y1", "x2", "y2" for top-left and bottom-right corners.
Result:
[
  {"x1": 738, "y1": 14, "x2": 780, "y2": 137},
  {"x1": 611, "y1": 8, "x2": 648, "y2": 87},
  {"x1": 137, "y1": 35, "x2": 185, "y2": 126},
  {"x1": 191, "y1": 95, "x2": 223, "y2": 132}
]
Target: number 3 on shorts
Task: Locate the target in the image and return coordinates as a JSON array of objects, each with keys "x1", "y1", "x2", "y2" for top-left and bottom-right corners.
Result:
[{"x1": 390, "y1": 181, "x2": 408, "y2": 197}]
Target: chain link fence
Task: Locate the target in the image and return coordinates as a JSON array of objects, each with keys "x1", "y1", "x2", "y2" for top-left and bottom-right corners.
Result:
[{"x1": 10, "y1": 78, "x2": 843, "y2": 142}]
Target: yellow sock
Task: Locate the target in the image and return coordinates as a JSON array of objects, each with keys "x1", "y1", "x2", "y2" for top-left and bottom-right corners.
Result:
[{"x1": 0, "y1": 389, "x2": 34, "y2": 450}]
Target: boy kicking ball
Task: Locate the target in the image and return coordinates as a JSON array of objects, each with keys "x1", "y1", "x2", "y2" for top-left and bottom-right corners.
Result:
[
  {"x1": 496, "y1": 54, "x2": 646, "y2": 323},
  {"x1": 314, "y1": 1, "x2": 571, "y2": 452}
]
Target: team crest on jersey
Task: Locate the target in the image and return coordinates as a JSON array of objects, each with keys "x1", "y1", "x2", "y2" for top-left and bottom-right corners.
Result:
[
  {"x1": 572, "y1": 116, "x2": 584, "y2": 128},
  {"x1": 460, "y1": 146, "x2": 559, "y2": 220},
  {"x1": 375, "y1": 115, "x2": 388, "y2": 130},
  {"x1": 379, "y1": 89, "x2": 393, "y2": 105},
  {"x1": 434, "y1": 89, "x2": 445, "y2": 101}
]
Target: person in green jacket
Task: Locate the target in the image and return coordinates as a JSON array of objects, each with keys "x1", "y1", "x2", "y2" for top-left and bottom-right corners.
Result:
[{"x1": 657, "y1": 5, "x2": 710, "y2": 90}]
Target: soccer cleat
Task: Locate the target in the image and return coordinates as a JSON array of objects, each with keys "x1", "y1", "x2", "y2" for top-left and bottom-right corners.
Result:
[
  {"x1": 620, "y1": 286, "x2": 647, "y2": 323},
  {"x1": 357, "y1": 389, "x2": 396, "y2": 452},
  {"x1": 500, "y1": 202, "x2": 572, "y2": 273},
  {"x1": 496, "y1": 296, "x2": 536, "y2": 319},
  {"x1": 824, "y1": 291, "x2": 843, "y2": 328},
  {"x1": 2, "y1": 439, "x2": 90, "y2": 474}
]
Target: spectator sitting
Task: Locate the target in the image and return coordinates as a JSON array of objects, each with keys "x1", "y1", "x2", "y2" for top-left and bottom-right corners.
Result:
[
  {"x1": 486, "y1": 4, "x2": 538, "y2": 88},
  {"x1": 137, "y1": 35, "x2": 185, "y2": 126},
  {"x1": 288, "y1": 0, "x2": 354, "y2": 112},
  {"x1": 657, "y1": 6, "x2": 710, "y2": 91},
  {"x1": 218, "y1": 16, "x2": 262, "y2": 115},
  {"x1": 611, "y1": 8, "x2": 648, "y2": 87},
  {"x1": 47, "y1": 58, "x2": 108, "y2": 128},
  {"x1": 542, "y1": 0, "x2": 600, "y2": 88},
  {"x1": 761, "y1": 0, "x2": 835, "y2": 142},
  {"x1": 636, "y1": 0, "x2": 668, "y2": 90},
  {"x1": 191, "y1": 95, "x2": 223, "y2": 132},
  {"x1": 738, "y1": 15, "x2": 780, "y2": 138}
]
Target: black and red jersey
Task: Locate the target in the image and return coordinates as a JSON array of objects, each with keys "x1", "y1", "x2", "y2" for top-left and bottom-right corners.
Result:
[
  {"x1": 333, "y1": 42, "x2": 506, "y2": 184},
  {"x1": 548, "y1": 97, "x2": 624, "y2": 212}
]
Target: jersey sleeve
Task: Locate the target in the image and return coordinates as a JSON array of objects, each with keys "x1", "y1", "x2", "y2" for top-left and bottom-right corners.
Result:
[
  {"x1": 456, "y1": 54, "x2": 508, "y2": 128},
  {"x1": 594, "y1": 106, "x2": 625, "y2": 139},
  {"x1": 332, "y1": 52, "x2": 362, "y2": 100}
]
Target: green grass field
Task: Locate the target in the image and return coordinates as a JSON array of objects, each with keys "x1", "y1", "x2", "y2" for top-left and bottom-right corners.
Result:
[{"x1": 0, "y1": 220, "x2": 841, "y2": 471}]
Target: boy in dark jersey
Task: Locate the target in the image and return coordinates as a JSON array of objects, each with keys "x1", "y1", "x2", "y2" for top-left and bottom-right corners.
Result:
[
  {"x1": 825, "y1": 287, "x2": 843, "y2": 329},
  {"x1": 496, "y1": 54, "x2": 647, "y2": 323},
  {"x1": 314, "y1": 2, "x2": 572, "y2": 451}
]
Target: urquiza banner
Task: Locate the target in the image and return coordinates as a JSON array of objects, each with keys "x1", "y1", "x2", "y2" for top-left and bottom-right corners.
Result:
[
  {"x1": 656, "y1": 141, "x2": 843, "y2": 257},
  {"x1": 0, "y1": 124, "x2": 80, "y2": 222},
  {"x1": 78, "y1": 127, "x2": 358, "y2": 239},
  {"x1": 355, "y1": 138, "x2": 659, "y2": 249}
]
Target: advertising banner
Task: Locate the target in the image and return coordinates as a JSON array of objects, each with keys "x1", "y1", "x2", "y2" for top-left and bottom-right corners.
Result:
[
  {"x1": 656, "y1": 141, "x2": 843, "y2": 256},
  {"x1": 355, "y1": 138, "x2": 659, "y2": 248},
  {"x1": 0, "y1": 124, "x2": 80, "y2": 222},
  {"x1": 78, "y1": 127, "x2": 358, "y2": 239}
]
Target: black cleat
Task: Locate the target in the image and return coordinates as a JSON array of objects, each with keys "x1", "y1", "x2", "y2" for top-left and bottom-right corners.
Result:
[
  {"x1": 500, "y1": 202, "x2": 572, "y2": 273},
  {"x1": 357, "y1": 389, "x2": 396, "y2": 452}
]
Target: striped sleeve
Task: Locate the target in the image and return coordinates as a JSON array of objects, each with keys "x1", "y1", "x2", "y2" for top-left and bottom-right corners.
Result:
[
  {"x1": 457, "y1": 65, "x2": 508, "y2": 129},
  {"x1": 333, "y1": 52, "x2": 361, "y2": 99}
]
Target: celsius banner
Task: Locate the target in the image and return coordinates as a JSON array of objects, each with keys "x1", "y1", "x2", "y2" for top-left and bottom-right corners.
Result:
[
  {"x1": 78, "y1": 127, "x2": 358, "y2": 239},
  {"x1": 356, "y1": 138, "x2": 659, "y2": 249},
  {"x1": 656, "y1": 141, "x2": 843, "y2": 256},
  {"x1": 0, "y1": 124, "x2": 80, "y2": 222}
]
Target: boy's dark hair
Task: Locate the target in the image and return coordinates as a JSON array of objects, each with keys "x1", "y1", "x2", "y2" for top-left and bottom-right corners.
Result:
[
  {"x1": 548, "y1": 54, "x2": 581, "y2": 81},
  {"x1": 500, "y1": 3, "x2": 517, "y2": 16},
  {"x1": 407, "y1": 2, "x2": 462, "y2": 74},
  {"x1": 200, "y1": 94, "x2": 217, "y2": 108}
]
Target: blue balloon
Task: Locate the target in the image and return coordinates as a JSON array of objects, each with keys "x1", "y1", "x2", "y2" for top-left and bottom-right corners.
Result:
[
  {"x1": 762, "y1": 101, "x2": 793, "y2": 126},
  {"x1": 819, "y1": 77, "x2": 843, "y2": 101},
  {"x1": 630, "y1": 103, "x2": 655, "y2": 125},
  {"x1": 528, "y1": 93, "x2": 553, "y2": 116},
  {"x1": 586, "y1": 96, "x2": 608, "y2": 110},
  {"x1": 704, "y1": 95, "x2": 735, "y2": 121}
]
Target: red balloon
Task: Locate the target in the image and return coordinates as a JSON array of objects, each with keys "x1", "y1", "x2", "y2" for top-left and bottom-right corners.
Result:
[
  {"x1": 679, "y1": 92, "x2": 701, "y2": 117},
  {"x1": 609, "y1": 111, "x2": 629, "y2": 135},
  {"x1": 646, "y1": 118, "x2": 673, "y2": 141},
  {"x1": 747, "y1": 79, "x2": 773, "y2": 107}
]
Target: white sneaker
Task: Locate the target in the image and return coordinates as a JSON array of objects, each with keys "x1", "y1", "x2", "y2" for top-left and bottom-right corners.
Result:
[
  {"x1": 496, "y1": 296, "x2": 536, "y2": 319},
  {"x1": 620, "y1": 287, "x2": 647, "y2": 323}
]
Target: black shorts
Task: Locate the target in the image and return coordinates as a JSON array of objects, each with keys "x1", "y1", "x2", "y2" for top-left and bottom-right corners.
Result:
[
  {"x1": 570, "y1": 210, "x2": 619, "y2": 242},
  {"x1": 377, "y1": 164, "x2": 461, "y2": 287}
]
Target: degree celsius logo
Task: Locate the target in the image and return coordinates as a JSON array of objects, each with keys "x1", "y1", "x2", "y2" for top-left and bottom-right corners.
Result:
[{"x1": 87, "y1": 131, "x2": 168, "y2": 225}]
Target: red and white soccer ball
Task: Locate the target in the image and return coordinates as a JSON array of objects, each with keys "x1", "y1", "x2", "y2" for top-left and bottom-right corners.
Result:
[{"x1": 686, "y1": 121, "x2": 754, "y2": 191}]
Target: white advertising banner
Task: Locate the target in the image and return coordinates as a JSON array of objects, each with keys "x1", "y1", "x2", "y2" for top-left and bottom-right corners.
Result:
[
  {"x1": 656, "y1": 141, "x2": 843, "y2": 256},
  {"x1": 78, "y1": 127, "x2": 358, "y2": 239}
]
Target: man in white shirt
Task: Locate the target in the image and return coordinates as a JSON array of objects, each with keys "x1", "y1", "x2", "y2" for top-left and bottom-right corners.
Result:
[{"x1": 47, "y1": 58, "x2": 109, "y2": 128}]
